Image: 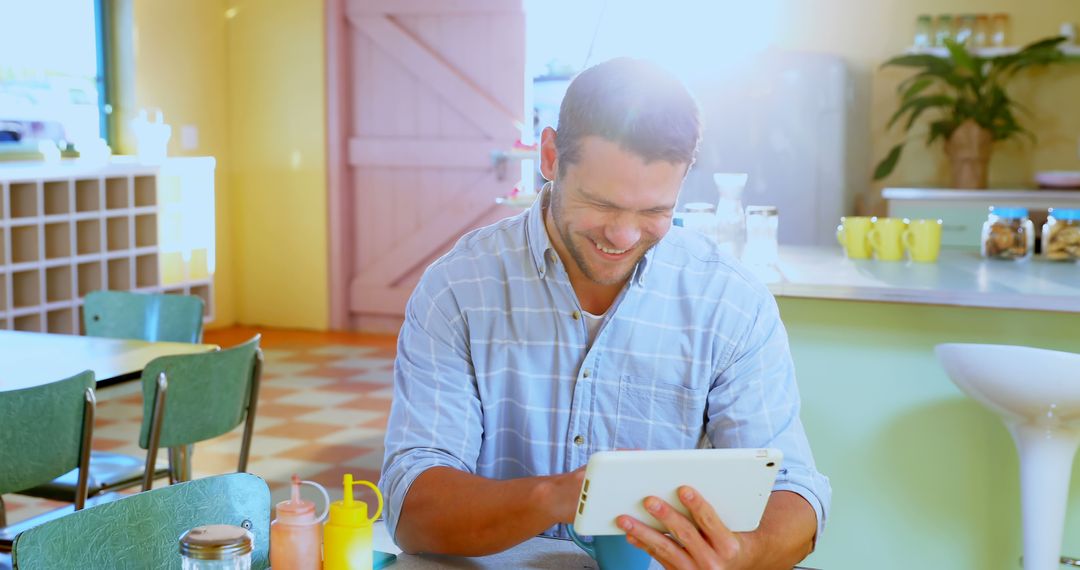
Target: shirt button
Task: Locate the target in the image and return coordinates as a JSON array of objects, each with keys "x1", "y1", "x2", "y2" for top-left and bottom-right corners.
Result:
[
  {"x1": 574, "y1": 435, "x2": 585, "y2": 446},
  {"x1": 582, "y1": 369, "x2": 590, "y2": 378},
  {"x1": 572, "y1": 311, "x2": 581, "y2": 320}
]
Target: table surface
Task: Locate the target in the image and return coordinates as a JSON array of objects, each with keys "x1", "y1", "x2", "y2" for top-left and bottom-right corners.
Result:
[
  {"x1": 0, "y1": 330, "x2": 217, "y2": 391},
  {"x1": 372, "y1": 521, "x2": 665, "y2": 569},
  {"x1": 755, "y1": 246, "x2": 1080, "y2": 313}
]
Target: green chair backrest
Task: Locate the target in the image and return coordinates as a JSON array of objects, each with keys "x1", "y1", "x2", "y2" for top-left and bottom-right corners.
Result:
[
  {"x1": 83, "y1": 290, "x2": 205, "y2": 343},
  {"x1": 0, "y1": 372, "x2": 94, "y2": 495},
  {"x1": 139, "y1": 336, "x2": 260, "y2": 449},
  {"x1": 11, "y1": 473, "x2": 271, "y2": 570}
]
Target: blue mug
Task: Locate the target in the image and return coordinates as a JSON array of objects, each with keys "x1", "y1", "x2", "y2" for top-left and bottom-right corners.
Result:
[{"x1": 568, "y1": 524, "x2": 654, "y2": 570}]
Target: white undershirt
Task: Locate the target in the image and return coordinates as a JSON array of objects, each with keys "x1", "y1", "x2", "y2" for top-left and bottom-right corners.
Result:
[{"x1": 582, "y1": 309, "x2": 606, "y2": 347}]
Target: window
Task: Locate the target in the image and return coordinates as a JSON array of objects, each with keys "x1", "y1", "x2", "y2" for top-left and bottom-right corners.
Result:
[{"x1": 0, "y1": 0, "x2": 111, "y2": 148}]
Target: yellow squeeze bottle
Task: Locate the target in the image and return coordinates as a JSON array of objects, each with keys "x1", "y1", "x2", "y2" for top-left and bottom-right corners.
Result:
[{"x1": 324, "y1": 474, "x2": 383, "y2": 570}]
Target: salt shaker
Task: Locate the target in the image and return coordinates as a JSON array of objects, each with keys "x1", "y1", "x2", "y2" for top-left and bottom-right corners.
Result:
[{"x1": 179, "y1": 524, "x2": 254, "y2": 570}]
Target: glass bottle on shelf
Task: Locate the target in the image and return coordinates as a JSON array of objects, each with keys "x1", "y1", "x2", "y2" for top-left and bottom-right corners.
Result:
[
  {"x1": 955, "y1": 15, "x2": 976, "y2": 46},
  {"x1": 973, "y1": 14, "x2": 990, "y2": 48},
  {"x1": 914, "y1": 15, "x2": 933, "y2": 49},
  {"x1": 981, "y1": 206, "x2": 1033, "y2": 261},
  {"x1": 990, "y1": 13, "x2": 1010, "y2": 47},
  {"x1": 934, "y1": 15, "x2": 954, "y2": 47}
]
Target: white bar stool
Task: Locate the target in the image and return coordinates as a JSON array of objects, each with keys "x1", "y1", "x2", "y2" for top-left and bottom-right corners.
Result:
[{"x1": 936, "y1": 343, "x2": 1080, "y2": 570}]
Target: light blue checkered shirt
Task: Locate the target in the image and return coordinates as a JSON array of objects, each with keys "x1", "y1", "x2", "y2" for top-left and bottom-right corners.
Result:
[{"x1": 380, "y1": 188, "x2": 831, "y2": 542}]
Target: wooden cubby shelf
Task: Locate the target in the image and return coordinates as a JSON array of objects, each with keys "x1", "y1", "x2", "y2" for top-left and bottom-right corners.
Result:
[{"x1": 1, "y1": 158, "x2": 216, "y2": 333}]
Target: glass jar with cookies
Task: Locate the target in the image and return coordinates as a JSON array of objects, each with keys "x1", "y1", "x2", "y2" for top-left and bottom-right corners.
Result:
[
  {"x1": 981, "y1": 206, "x2": 1034, "y2": 261},
  {"x1": 1042, "y1": 208, "x2": 1080, "y2": 262}
]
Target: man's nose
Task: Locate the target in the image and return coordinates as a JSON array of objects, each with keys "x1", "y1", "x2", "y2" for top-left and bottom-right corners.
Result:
[{"x1": 604, "y1": 215, "x2": 641, "y2": 251}]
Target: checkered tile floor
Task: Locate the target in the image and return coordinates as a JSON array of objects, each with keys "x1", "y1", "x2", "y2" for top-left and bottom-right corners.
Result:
[{"x1": 2, "y1": 336, "x2": 397, "y2": 525}]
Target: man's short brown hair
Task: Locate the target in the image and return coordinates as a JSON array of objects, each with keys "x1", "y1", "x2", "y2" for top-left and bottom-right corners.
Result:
[{"x1": 555, "y1": 58, "x2": 701, "y2": 176}]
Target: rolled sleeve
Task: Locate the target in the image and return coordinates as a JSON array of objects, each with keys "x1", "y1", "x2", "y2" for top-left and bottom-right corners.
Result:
[
  {"x1": 378, "y1": 273, "x2": 483, "y2": 543},
  {"x1": 706, "y1": 291, "x2": 832, "y2": 539}
]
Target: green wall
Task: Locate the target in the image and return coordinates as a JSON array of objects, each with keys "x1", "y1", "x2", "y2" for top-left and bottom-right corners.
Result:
[{"x1": 780, "y1": 298, "x2": 1079, "y2": 569}]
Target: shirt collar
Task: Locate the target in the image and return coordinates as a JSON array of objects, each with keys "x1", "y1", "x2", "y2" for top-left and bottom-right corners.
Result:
[
  {"x1": 525, "y1": 183, "x2": 555, "y2": 279},
  {"x1": 525, "y1": 182, "x2": 657, "y2": 288}
]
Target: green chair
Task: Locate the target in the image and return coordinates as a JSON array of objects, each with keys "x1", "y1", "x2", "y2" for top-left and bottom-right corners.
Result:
[
  {"x1": 0, "y1": 372, "x2": 96, "y2": 551},
  {"x1": 20, "y1": 291, "x2": 210, "y2": 501},
  {"x1": 137, "y1": 335, "x2": 264, "y2": 491},
  {"x1": 11, "y1": 473, "x2": 271, "y2": 570},
  {"x1": 82, "y1": 290, "x2": 205, "y2": 343},
  {"x1": 21, "y1": 336, "x2": 262, "y2": 505}
]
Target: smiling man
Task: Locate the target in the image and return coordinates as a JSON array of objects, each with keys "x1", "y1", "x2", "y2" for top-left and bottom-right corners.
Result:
[{"x1": 380, "y1": 58, "x2": 831, "y2": 569}]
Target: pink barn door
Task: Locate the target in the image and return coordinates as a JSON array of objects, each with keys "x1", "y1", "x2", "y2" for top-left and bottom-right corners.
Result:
[{"x1": 328, "y1": 0, "x2": 526, "y2": 332}]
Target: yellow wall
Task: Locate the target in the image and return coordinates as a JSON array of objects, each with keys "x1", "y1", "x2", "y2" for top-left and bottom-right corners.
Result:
[
  {"x1": 112, "y1": 0, "x2": 236, "y2": 327},
  {"x1": 224, "y1": 0, "x2": 328, "y2": 330},
  {"x1": 117, "y1": 0, "x2": 328, "y2": 330},
  {"x1": 774, "y1": 0, "x2": 1080, "y2": 208}
]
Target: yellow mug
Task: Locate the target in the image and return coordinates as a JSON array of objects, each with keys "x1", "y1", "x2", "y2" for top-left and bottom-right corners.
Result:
[
  {"x1": 867, "y1": 217, "x2": 908, "y2": 261},
  {"x1": 902, "y1": 218, "x2": 943, "y2": 263},
  {"x1": 836, "y1": 216, "x2": 873, "y2": 259}
]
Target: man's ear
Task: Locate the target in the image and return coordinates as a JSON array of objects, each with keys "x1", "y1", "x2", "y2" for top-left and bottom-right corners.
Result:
[{"x1": 539, "y1": 126, "x2": 558, "y2": 182}]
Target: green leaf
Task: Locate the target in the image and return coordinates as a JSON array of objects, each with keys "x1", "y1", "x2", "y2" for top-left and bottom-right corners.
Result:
[
  {"x1": 927, "y1": 120, "x2": 956, "y2": 145},
  {"x1": 944, "y1": 39, "x2": 977, "y2": 75},
  {"x1": 881, "y1": 54, "x2": 950, "y2": 70},
  {"x1": 874, "y1": 144, "x2": 904, "y2": 180},
  {"x1": 900, "y1": 77, "x2": 934, "y2": 101},
  {"x1": 1017, "y1": 35, "x2": 1068, "y2": 54},
  {"x1": 992, "y1": 36, "x2": 1067, "y2": 77},
  {"x1": 887, "y1": 94, "x2": 955, "y2": 130},
  {"x1": 883, "y1": 54, "x2": 967, "y2": 89}
]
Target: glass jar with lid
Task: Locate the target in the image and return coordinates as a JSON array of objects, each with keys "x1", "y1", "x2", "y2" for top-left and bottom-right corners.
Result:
[
  {"x1": 1042, "y1": 208, "x2": 1080, "y2": 261},
  {"x1": 742, "y1": 205, "x2": 779, "y2": 266},
  {"x1": 955, "y1": 15, "x2": 976, "y2": 45},
  {"x1": 913, "y1": 15, "x2": 933, "y2": 48},
  {"x1": 981, "y1": 206, "x2": 1034, "y2": 260},
  {"x1": 179, "y1": 525, "x2": 254, "y2": 570},
  {"x1": 934, "y1": 15, "x2": 954, "y2": 47}
]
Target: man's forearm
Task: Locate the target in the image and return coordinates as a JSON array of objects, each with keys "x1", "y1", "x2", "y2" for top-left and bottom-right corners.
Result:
[
  {"x1": 394, "y1": 466, "x2": 583, "y2": 556},
  {"x1": 740, "y1": 491, "x2": 818, "y2": 569}
]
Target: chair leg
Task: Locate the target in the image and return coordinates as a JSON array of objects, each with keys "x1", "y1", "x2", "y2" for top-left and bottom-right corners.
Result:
[
  {"x1": 143, "y1": 372, "x2": 168, "y2": 492},
  {"x1": 75, "y1": 388, "x2": 96, "y2": 511},
  {"x1": 237, "y1": 349, "x2": 263, "y2": 473},
  {"x1": 0, "y1": 495, "x2": 7, "y2": 527},
  {"x1": 168, "y1": 445, "x2": 193, "y2": 484}
]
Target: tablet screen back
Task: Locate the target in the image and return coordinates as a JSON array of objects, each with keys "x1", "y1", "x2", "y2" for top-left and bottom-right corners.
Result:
[{"x1": 572, "y1": 448, "x2": 782, "y2": 536}]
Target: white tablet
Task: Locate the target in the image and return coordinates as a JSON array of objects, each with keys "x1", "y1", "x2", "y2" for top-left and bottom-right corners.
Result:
[{"x1": 571, "y1": 448, "x2": 782, "y2": 536}]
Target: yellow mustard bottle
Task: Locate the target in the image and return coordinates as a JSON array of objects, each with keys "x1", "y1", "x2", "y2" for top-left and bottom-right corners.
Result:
[{"x1": 324, "y1": 474, "x2": 383, "y2": 570}]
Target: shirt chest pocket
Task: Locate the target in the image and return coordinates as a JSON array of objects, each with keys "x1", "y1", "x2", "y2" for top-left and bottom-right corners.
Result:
[{"x1": 614, "y1": 375, "x2": 706, "y2": 450}]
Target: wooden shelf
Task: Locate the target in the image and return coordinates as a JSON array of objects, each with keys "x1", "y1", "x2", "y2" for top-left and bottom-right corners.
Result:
[{"x1": 905, "y1": 44, "x2": 1080, "y2": 58}]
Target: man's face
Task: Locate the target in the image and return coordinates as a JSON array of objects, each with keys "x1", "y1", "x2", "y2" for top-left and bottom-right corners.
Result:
[{"x1": 545, "y1": 135, "x2": 686, "y2": 288}]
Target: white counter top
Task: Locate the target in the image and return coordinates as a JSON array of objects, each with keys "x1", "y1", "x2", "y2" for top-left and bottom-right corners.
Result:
[{"x1": 755, "y1": 246, "x2": 1080, "y2": 313}]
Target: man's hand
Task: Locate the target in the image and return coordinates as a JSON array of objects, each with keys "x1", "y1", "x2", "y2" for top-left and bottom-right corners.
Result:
[
  {"x1": 617, "y1": 487, "x2": 817, "y2": 570},
  {"x1": 617, "y1": 485, "x2": 748, "y2": 570}
]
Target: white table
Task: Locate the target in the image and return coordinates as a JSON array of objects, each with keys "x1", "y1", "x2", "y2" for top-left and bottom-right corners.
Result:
[
  {"x1": 0, "y1": 330, "x2": 217, "y2": 391},
  {"x1": 372, "y1": 521, "x2": 666, "y2": 569}
]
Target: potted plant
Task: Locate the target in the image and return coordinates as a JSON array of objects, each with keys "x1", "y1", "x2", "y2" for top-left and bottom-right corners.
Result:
[{"x1": 874, "y1": 36, "x2": 1068, "y2": 189}]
